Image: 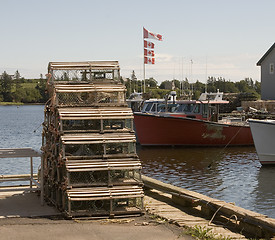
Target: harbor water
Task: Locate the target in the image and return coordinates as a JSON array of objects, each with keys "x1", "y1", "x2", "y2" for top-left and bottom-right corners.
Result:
[{"x1": 0, "y1": 105, "x2": 274, "y2": 218}]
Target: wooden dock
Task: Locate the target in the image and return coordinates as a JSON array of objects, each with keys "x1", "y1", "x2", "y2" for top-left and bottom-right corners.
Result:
[{"x1": 143, "y1": 175, "x2": 275, "y2": 239}]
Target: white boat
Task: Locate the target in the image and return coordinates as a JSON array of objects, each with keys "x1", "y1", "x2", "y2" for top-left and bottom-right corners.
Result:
[{"x1": 248, "y1": 119, "x2": 275, "y2": 164}]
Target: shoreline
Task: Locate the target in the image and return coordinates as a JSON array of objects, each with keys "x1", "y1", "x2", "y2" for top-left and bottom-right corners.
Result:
[{"x1": 0, "y1": 102, "x2": 44, "y2": 106}]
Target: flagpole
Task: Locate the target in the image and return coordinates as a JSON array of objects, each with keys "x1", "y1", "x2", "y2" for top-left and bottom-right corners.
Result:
[
  {"x1": 143, "y1": 62, "x2": 146, "y2": 93},
  {"x1": 143, "y1": 27, "x2": 162, "y2": 94},
  {"x1": 143, "y1": 27, "x2": 146, "y2": 94}
]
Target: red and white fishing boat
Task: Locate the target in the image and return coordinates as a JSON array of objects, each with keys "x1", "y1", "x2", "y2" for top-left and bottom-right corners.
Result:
[{"x1": 133, "y1": 91, "x2": 254, "y2": 146}]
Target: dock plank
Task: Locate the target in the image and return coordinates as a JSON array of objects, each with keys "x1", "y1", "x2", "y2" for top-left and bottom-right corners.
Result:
[{"x1": 145, "y1": 189, "x2": 247, "y2": 239}]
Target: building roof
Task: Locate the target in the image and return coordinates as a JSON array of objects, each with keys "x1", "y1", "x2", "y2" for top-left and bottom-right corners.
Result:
[{"x1": 257, "y1": 42, "x2": 275, "y2": 66}]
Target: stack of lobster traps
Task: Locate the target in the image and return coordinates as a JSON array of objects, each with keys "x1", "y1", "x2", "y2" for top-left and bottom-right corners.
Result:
[{"x1": 42, "y1": 61, "x2": 144, "y2": 217}]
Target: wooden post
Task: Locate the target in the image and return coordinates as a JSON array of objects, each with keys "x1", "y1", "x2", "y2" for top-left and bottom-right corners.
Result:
[
  {"x1": 30, "y1": 157, "x2": 33, "y2": 189},
  {"x1": 41, "y1": 155, "x2": 44, "y2": 206}
]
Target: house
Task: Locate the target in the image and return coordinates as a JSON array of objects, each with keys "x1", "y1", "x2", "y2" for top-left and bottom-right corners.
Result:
[{"x1": 257, "y1": 42, "x2": 275, "y2": 100}]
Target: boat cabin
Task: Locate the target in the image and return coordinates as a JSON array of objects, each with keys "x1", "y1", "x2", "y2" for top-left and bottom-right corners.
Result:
[{"x1": 141, "y1": 91, "x2": 229, "y2": 121}]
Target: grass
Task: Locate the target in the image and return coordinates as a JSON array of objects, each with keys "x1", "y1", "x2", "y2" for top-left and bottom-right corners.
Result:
[
  {"x1": 183, "y1": 225, "x2": 232, "y2": 240},
  {"x1": 0, "y1": 102, "x2": 24, "y2": 105}
]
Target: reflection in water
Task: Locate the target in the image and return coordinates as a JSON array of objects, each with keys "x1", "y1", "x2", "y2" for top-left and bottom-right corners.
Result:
[
  {"x1": 138, "y1": 146, "x2": 275, "y2": 218},
  {"x1": 253, "y1": 166, "x2": 275, "y2": 216},
  {"x1": 0, "y1": 105, "x2": 274, "y2": 218}
]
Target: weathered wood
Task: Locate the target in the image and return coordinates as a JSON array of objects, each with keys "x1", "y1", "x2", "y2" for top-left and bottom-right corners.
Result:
[
  {"x1": 58, "y1": 107, "x2": 134, "y2": 120},
  {"x1": 0, "y1": 148, "x2": 42, "y2": 206},
  {"x1": 0, "y1": 174, "x2": 38, "y2": 180},
  {"x1": 144, "y1": 189, "x2": 247, "y2": 239},
  {"x1": 48, "y1": 61, "x2": 120, "y2": 71},
  {"x1": 143, "y1": 175, "x2": 275, "y2": 238},
  {"x1": 0, "y1": 148, "x2": 40, "y2": 158}
]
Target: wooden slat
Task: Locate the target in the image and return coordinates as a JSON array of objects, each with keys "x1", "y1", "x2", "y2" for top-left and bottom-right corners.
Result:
[
  {"x1": 0, "y1": 148, "x2": 41, "y2": 158},
  {"x1": 61, "y1": 133, "x2": 136, "y2": 143},
  {"x1": 48, "y1": 61, "x2": 120, "y2": 71},
  {"x1": 58, "y1": 107, "x2": 133, "y2": 120}
]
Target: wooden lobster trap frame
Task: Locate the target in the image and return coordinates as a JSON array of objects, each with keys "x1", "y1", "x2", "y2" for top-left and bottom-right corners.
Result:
[
  {"x1": 42, "y1": 61, "x2": 144, "y2": 217},
  {"x1": 64, "y1": 185, "x2": 144, "y2": 217},
  {"x1": 48, "y1": 61, "x2": 120, "y2": 83}
]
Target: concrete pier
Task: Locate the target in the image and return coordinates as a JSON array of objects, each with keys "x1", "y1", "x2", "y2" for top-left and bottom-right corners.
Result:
[{"x1": 0, "y1": 186, "x2": 192, "y2": 240}]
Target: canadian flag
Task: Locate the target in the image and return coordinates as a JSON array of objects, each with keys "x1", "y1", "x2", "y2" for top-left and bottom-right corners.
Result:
[
  {"x1": 143, "y1": 27, "x2": 163, "y2": 41},
  {"x1": 144, "y1": 57, "x2": 155, "y2": 64},
  {"x1": 144, "y1": 49, "x2": 155, "y2": 57},
  {"x1": 144, "y1": 40, "x2": 155, "y2": 49}
]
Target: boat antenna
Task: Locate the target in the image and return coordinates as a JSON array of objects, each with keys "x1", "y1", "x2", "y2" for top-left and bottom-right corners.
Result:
[{"x1": 205, "y1": 56, "x2": 208, "y2": 93}]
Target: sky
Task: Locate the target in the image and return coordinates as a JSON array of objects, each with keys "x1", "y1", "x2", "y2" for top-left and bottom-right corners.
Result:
[{"x1": 0, "y1": 0, "x2": 274, "y2": 84}]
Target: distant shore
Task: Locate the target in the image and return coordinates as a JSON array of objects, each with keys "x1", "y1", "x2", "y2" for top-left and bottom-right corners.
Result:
[{"x1": 0, "y1": 102, "x2": 44, "y2": 106}]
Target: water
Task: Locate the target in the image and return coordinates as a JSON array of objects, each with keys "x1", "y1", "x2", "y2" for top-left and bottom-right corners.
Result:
[
  {"x1": 0, "y1": 105, "x2": 274, "y2": 218},
  {"x1": 0, "y1": 105, "x2": 43, "y2": 176}
]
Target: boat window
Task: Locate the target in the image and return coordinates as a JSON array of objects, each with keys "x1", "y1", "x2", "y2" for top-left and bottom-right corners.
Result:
[
  {"x1": 184, "y1": 104, "x2": 192, "y2": 113},
  {"x1": 193, "y1": 104, "x2": 200, "y2": 113},
  {"x1": 144, "y1": 103, "x2": 153, "y2": 112},
  {"x1": 202, "y1": 104, "x2": 209, "y2": 118},
  {"x1": 168, "y1": 104, "x2": 177, "y2": 112},
  {"x1": 157, "y1": 104, "x2": 166, "y2": 112},
  {"x1": 151, "y1": 103, "x2": 157, "y2": 112},
  {"x1": 176, "y1": 104, "x2": 187, "y2": 112},
  {"x1": 176, "y1": 103, "x2": 199, "y2": 113}
]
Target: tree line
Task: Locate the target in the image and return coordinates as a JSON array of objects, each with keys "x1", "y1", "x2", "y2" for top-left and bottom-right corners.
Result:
[
  {"x1": 123, "y1": 71, "x2": 261, "y2": 100},
  {"x1": 0, "y1": 70, "x2": 261, "y2": 104},
  {"x1": 0, "y1": 71, "x2": 48, "y2": 103}
]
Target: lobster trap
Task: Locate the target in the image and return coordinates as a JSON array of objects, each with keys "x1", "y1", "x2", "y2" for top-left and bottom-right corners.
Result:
[
  {"x1": 64, "y1": 156, "x2": 142, "y2": 188},
  {"x1": 42, "y1": 61, "x2": 144, "y2": 217},
  {"x1": 64, "y1": 186, "x2": 144, "y2": 217},
  {"x1": 53, "y1": 84, "x2": 127, "y2": 107},
  {"x1": 48, "y1": 61, "x2": 120, "y2": 83}
]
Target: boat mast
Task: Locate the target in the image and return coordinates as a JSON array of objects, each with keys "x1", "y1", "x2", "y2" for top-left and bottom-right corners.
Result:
[{"x1": 205, "y1": 56, "x2": 208, "y2": 93}]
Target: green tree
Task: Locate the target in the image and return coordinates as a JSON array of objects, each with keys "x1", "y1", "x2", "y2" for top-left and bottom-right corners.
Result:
[
  {"x1": 146, "y1": 77, "x2": 158, "y2": 88},
  {"x1": 13, "y1": 88, "x2": 27, "y2": 102},
  {"x1": 159, "y1": 80, "x2": 170, "y2": 89},
  {"x1": 21, "y1": 87, "x2": 41, "y2": 103},
  {"x1": 35, "y1": 75, "x2": 48, "y2": 103},
  {"x1": 0, "y1": 71, "x2": 13, "y2": 101},
  {"x1": 255, "y1": 80, "x2": 261, "y2": 95},
  {"x1": 14, "y1": 70, "x2": 22, "y2": 91},
  {"x1": 172, "y1": 79, "x2": 181, "y2": 89}
]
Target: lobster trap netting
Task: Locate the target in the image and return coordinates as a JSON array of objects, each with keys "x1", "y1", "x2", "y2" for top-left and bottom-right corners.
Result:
[
  {"x1": 103, "y1": 119, "x2": 132, "y2": 131},
  {"x1": 56, "y1": 91, "x2": 125, "y2": 107},
  {"x1": 65, "y1": 144, "x2": 104, "y2": 157},
  {"x1": 110, "y1": 169, "x2": 142, "y2": 185},
  {"x1": 51, "y1": 69, "x2": 120, "y2": 82},
  {"x1": 68, "y1": 170, "x2": 109, "y2": 187},
  {"x1": 112, "y1": 197, "x2": 143, "y2": 212},
  {"x1": 105, "y1": 142, "x2": 136, "y2": 155},
  {"x1": 62, "y1": 119, "x2": 101, "y2": 132}
]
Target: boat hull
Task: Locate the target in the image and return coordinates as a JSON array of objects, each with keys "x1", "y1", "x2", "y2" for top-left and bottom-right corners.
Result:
[
  {"x1": 249, "y1": 119, "x2": 275, "y2": 165},
  {"x1": 134, "y1": 113, "x2": 253, "y2": 146}
]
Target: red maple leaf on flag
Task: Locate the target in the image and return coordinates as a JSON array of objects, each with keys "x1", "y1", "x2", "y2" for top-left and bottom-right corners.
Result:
[
  {"x1": 144, "y1": 49, "x2": 155, "y2": 57},
  {"x1": 144, "y1": 57, "x2": 155, "y2": 64},
  {"x1": 144, "y1": 40, "x2": 155, "y2": 49}
]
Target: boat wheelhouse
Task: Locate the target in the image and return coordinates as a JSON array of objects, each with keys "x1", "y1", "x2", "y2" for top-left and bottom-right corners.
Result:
[{"x1": 141, "y1": 91, "x2": 229, "y2": 121}]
